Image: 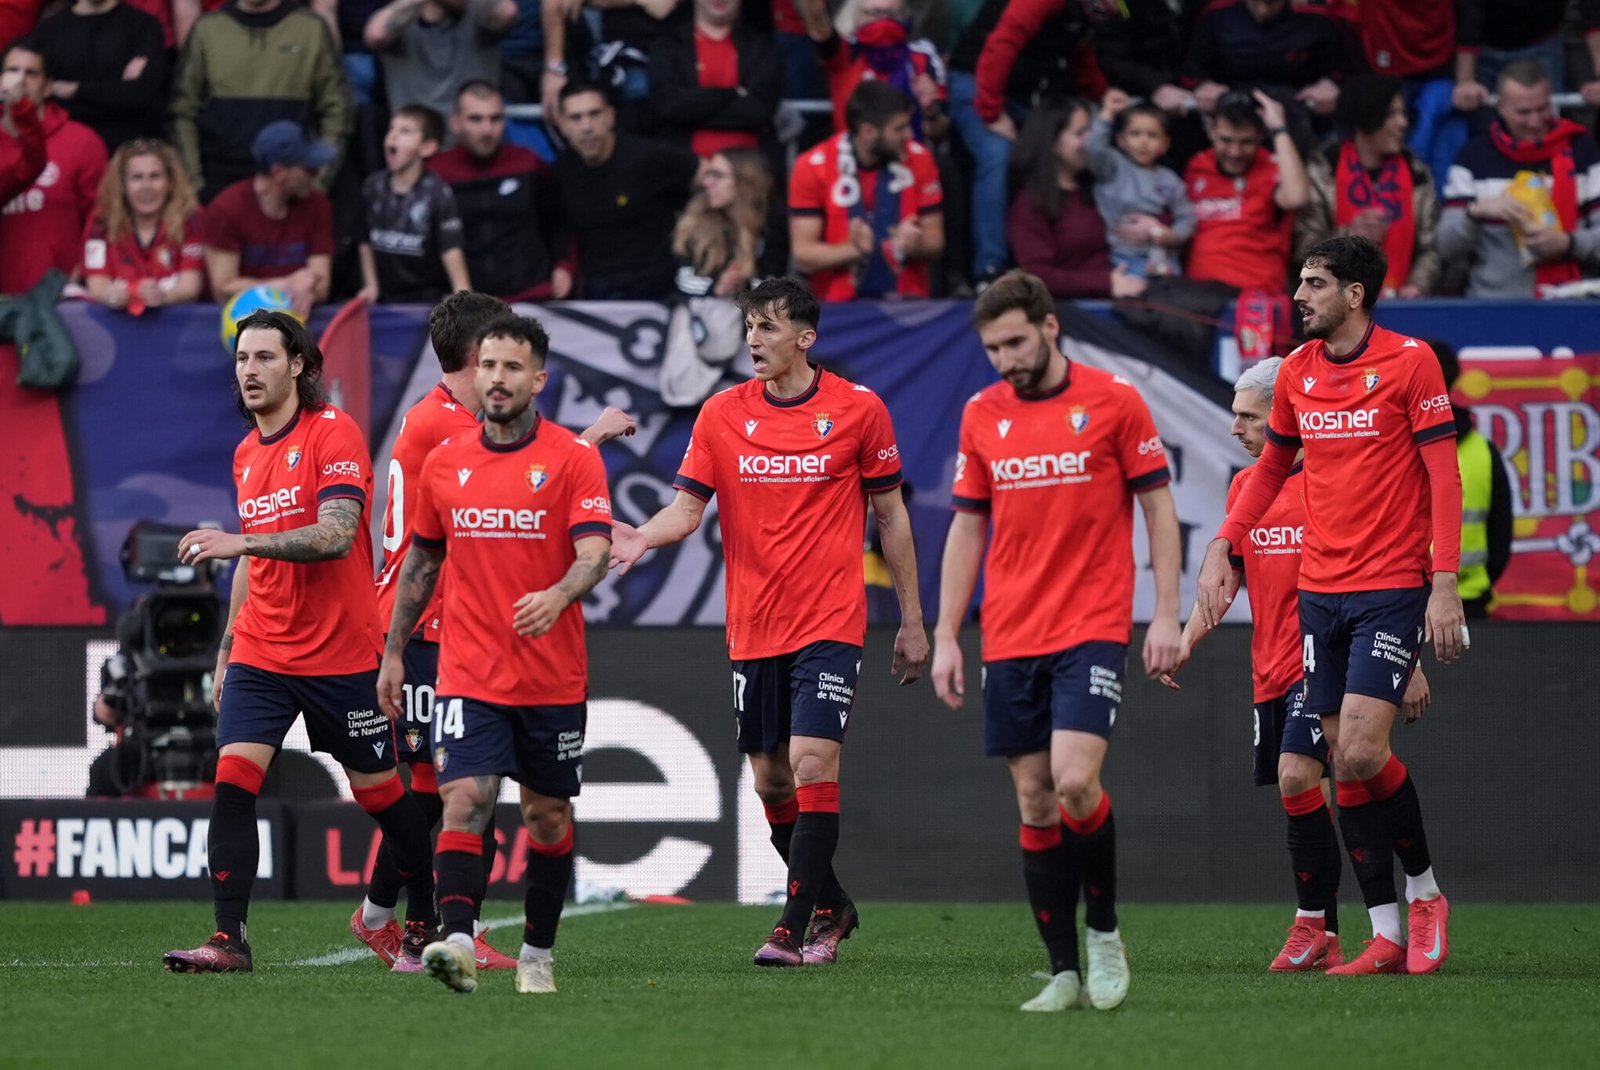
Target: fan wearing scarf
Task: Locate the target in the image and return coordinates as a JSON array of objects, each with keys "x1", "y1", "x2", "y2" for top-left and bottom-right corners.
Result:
[
  {"x1": 1438, "y1": 58, "x2": 1600, "y2": 298},
  {"x1": 1297, "y1": 73, "x2": 1441, "y2": 298},
  {"x1": 789, "y1": 79, "x2": 944, "y2": 301},
  {"x1": 794, "y1": 0, "x2": 946, "y2": 139}
]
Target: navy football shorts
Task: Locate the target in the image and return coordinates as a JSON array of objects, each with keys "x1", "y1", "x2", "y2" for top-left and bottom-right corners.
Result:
[
  {"x1": 395, "y1": 637, "x2": 439, "y2": 765},
  {"x1": 1299, "y1": 586, "x2": 1427, "y2": 716},
  {"x1": 217, "y1": 663, "x2": 396, "y2": 774},
  {"x1": 1252, "y1": 677, "x2": 1329, "y2": 787},
  {"x1": 730, "y1": 641, "x2": 862, "y2": 755},
  {"x1": 982, "y1": 641, "x2": 1127, "y2": 757},
  {"x1": 430, "y1": 695, "x2": 586, "y2": 799}
]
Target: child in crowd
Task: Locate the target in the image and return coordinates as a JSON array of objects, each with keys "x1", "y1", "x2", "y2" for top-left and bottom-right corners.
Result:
[
  {"x1": 1087, "y1": 91, "x2": 1194, "y2": 277},
  {"x1": 359, "y1": 105, "x2": 471, "y2": 303}
]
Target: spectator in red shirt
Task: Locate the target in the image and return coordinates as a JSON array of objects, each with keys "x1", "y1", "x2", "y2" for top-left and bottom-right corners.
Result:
[
  {"x1": 0, "y1": 39, "x2": 107, "y2": 295},
  {"x1": 202, "y1": 120, "x2": 335, "y2": 317},
  {"x1": 0, "y1": 84, "x2": 47, "y2": 204},
  {"x1": 794, "y1": 0, "x2": 946, "y2": 138},
  {"x1": 1005, "y1": 95, "x2": 1146, "y2": 299},
  {"x1": 1184, "y1": 90, "x2": 1309, "y2": 293},
  {"x1": 789, "y1": 80, "x2": 944, "y2": 300},
  {"x1": 82, "y1": 138, "x2": 206, "y2": 312},
  {"x1": 648, "y1": 0, "x2": 782, "y2": 158}
]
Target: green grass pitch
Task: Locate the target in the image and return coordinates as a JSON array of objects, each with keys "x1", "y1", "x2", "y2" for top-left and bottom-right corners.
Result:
[{"x1": 3, "y1": 902, "x2": 1597, "y2": 1069}]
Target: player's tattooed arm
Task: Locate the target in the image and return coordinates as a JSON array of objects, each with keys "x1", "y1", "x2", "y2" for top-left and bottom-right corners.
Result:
[
  {"x1": 384, "y1": 542, "x2": 446, "y2": 656},
  {"x1": 242, "y1": 498, "x2": 364, "y2": 562},
  {"x1": 556, "y1": 539, "x2": 610, "y2": 604},
  {"x1": 514, "y1": 536, "x2": 609, "y2": 637}
]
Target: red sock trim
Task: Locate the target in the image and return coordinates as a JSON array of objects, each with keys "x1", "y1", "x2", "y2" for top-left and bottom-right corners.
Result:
[
  {"x1": 437, "y1": 829, "x2": 484, "y2": 856},
  {"x1": 527, "y1": 824, "x2": 574, "y2": 857},
  {"x1": 352, "y1": 774, "x2": 405, "y2": 814},
  {"x1": 1060, "y1": 792, "x2": 1111, "y2": 836},
  {"x1": 796, "y1": 781, "x2": 840, "y2": 813},
  {"x1": 408, "y1": 763, "x2": 438, "y2": 794},
  {"x1": 1335, "y1": 780, "x2": 1370, "y2": 807},
  {"x1": 1282, "y1": 786, "x2": 1326, "y2": 816},
  {"x1": 215, "y1": 754, "x2": 266, "y2": 795},
  {"x1": 763, "y1": 797, "x2": 800, "y2": 825},
  {"x1": 1361, "y1": 755, "x2": 1407, "y2": 802},
  {"x1": 1019, "y1": 822, "x2": 1063, "y2": 852}
]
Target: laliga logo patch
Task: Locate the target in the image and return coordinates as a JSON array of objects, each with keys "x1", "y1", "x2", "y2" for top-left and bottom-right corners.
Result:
[
  {"x1": 1362, "y1": 367, "x2": 1381, "y2": 392},
  {"x1": 285, "y1": 445, "x2": 302, "y2": 470},
  {"x1": 1068, "y1": 406, "x2": 1090, "y2": 435},
  {"x1": 526, "y1": 464, "x2": 549, "y2": 493},
  {"x1": 812, "y1": 412, "x2": 834, "y2": 440}
]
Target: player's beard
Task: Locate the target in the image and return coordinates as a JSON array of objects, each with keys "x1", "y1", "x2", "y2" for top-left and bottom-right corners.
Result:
[
  {"x1": 1301, "y1": 301, "x2": 1344, "y2": 340},
  {"x1": 1007, "y1": 335, "x2": 1054, "y2": 393}
]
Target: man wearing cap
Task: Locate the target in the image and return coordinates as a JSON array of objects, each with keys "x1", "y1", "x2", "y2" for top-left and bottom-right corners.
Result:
[
  {"x1": 203, "y1": 121, "x2": 335, "y2": 317},
  {"x1": 170, "y1": 0, "x2": 352, "y2": 203}
]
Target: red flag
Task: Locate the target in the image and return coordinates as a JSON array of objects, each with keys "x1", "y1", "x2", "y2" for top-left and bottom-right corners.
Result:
[{"x1": 318, "y1": 298, "x2": 372, "y2": 441}]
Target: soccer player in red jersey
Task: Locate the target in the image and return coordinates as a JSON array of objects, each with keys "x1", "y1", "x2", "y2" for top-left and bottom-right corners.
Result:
[
  {"x1": 377, "y1": 313, "x2": 613, "y2": 996},
  {"x1": 163, "y1": 311, "x2": 436, "y2": 974},
  {"x1": 1163, "y1": 357, "x2": 1437, "y2": 972},
  {"x1": 1196, "y1": 236, "x2": 1467, "y2": 977},
  {"x1": 355, "y1": 292, "x2": 637, "y2": 972},
  {"x1": 930, "y1": 270, "x2": 1182, "y2": 1012},
  {"x1": 610, "y1": 276, "x2": 928, "y2": 967}
]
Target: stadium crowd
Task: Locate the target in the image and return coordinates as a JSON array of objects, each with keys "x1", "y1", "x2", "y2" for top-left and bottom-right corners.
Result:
[{"x1": 4, "y1": 0, "x2": 1600, "y2": 314}]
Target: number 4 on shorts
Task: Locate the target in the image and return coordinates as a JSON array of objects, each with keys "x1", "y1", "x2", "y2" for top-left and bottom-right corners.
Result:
[{"x1": 1302, "y1": 634, "x2": 1316, "y2": 675}]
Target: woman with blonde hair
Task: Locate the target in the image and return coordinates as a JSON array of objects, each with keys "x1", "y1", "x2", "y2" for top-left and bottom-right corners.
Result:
[
  {"x1": 82, "y1": 139, "x2": 205, "y2": 313},
  {"x1": 672, "y1": 146, "x2": 773, "y2": 297}
]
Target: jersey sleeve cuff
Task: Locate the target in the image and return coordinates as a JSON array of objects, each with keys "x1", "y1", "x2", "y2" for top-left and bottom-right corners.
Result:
[
  {"x1": 317, "y1": 484, "x2": 367, "y2": 504},
  {"x1": 571, "y1": 521, "x2": 612, "y2": 542},
  {"x1": 863, "y1": 470, "x2": 903, "y2": 493},
  {"x1": 412, "y1": 532, "x2": 446, "y2": 549},
  {"x1": 1217, "y1": 519, "x2": 1247, "y2": 549},
  {"x1": 1264, "y1": 426, "x2": 1301, "y2": 448},
  {"x1": 672, "y1": 474, "x2": 714, "y2": 501},
  {"x1": 1413, "y1": 422, "x2": 1457, "y2": 446},
  {"x1": 1228, "y1": 554, "x2": 1245, "y2": 569},
  {"x1": 952, "y1": 494, "x2": 991, "y2": 513},
  {"x1": 1127, "y1": 466, "x2": 1171, "y2": 493}
]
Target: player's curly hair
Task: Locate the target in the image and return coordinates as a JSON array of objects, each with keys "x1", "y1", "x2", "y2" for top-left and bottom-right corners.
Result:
[
  {"x1": 476, "y1": 312, "x2": 551, "y2": 365},
  {"x1": 231, "y1": 309, "x2": 328, "y2": 423},
  {"x1": 1302, "y1": 236, "x2": 1388, "y2": 310}
]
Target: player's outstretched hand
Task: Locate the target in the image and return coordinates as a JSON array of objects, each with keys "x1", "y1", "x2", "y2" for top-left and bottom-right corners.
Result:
[
  {"x1": 513, "y1": 588, "x2": 567, "y2": 637},
  {"x1": 930, "y1": 635, "x2": 964, "y2": 709},
  {"x1": 1402, "y1": 665, "x2": 1430, "y2": 724},
  {"x1": 377, "y1": 653, "x2": 406, "y2": 721},
  {"x1": 1424, "y1": 573, "x2": 1467, "y2": 663},
  {"x1": 608, "y1": 521, "x2": 648, "y2": 574},
  {"x1": 1143, "y1": 614, "x2": 1182, "y2": 679},
  {"x1": 588, "y1": 406, "x2": 638, "y2": 444},
  {"x1": 891, "y1": 621, "x2": 929, "y2": 685},
  {"x1": 1195, "y1": 538, "x2": 1236, "y2": 627},
  {"x1": 179, "y1": 527, "x2": 245, "y2": 565},
  {"x1": 1158, "y1": 639, "x2": 1192, "y2": 691}
]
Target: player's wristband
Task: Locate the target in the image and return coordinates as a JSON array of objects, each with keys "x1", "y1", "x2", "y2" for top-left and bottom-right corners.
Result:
[{"x1": 1266, "y1": 126, "x2": 1288, "y2": 140}]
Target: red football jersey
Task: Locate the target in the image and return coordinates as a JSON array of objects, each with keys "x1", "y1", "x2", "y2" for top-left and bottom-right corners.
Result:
[
  {"x1": 1184, "y1": 147, "x2": 1293, "y2": 292},
  {"x1": 375, "y1": 382, "x2": 479, "y2": 641},
  {"x1": 412, "y1": 417, "x2": 613, "y2": 706},
  {"x1": 1227, "y1": 463, "x2": 1306, "y2": 702},
  {"x1": 674, "y1": 367, "x2": 903, "y2": 659},
  {"x1": 81, "y1": 210, "x2": 205, "y2": 291},
  {"x1": 789, "y1": 134, "x2": 942, "y2": 301},
  {"x1": 951, "y1": 362, "x2": 1170, "y2": 661},
  {"x1": 1223, "y1": 325, "x2": 1457, "y2": 592},
  {"x1": 230, "y1": 404, "x2": 383, "y2": 676}
]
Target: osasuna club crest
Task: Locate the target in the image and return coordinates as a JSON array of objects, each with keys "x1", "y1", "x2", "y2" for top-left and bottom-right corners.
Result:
[
  {"x1": 285, "y1": 445, "x2": 302, "y2": 469},
  {"x1": 1362, "y1": 367, "x2": 1380, "y2": 392},
  {"x1": 1068, "y1": 406, "x2": 1090, "y2": 434},
  {"x1": 812, "y1": 412, "x2": 834, "y2": 439},
  {"x1": 526, "y1": 463, "x2": 549, "y2": 492},
  {"x1": 405, "y1": 729, "x2": 424, "y2": 752}
]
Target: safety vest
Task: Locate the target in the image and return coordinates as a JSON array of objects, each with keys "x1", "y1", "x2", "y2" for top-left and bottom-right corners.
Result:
[{"x1": 1458, "y1": 430, "x2": 1493, "y2": 601}]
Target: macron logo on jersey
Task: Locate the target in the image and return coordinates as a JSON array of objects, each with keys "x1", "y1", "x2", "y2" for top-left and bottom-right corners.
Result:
[
  {"x1": 1297, "y1": 407, "x2": 1379, "y2": 439},
  {"x1": 745, "y1": 420, "x2": 759, "y2": 436},
  {"x1": 1402, "y1": 339, "x2": 1419, "y2": 348},
  {"x1": 321, "y1": 409, "x2": 337, "y2": 420},
  {"x1": 1303, "y1": 377, "x2": 1317, "y2": 392},
  {"x1": 998, "y1": 419, "x2": 1012, "y2": 439},
  {"x1": 458, "y1": 468, "x2": 472, "y2": 486}
]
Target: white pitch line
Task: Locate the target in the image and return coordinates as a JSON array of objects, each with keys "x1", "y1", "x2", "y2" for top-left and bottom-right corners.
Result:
[{"x1": 287, "y1": 901, "x2": 636, "y2": 967}]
